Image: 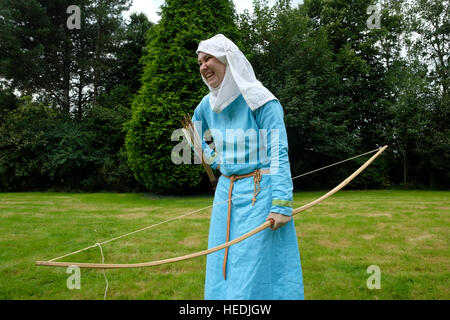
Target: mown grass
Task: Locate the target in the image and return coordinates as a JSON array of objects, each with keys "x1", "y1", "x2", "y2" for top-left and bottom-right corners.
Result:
[{"x1": 0, "y1": 190, "x2": 448, "y2": 300}]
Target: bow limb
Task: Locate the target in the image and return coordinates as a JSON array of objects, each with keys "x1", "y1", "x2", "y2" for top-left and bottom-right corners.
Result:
[
  {"x1": 36, "y1": 145, "x2": 387, "y2": 270},
  {"x1": 35, "y1": 221, "x2": 272, "y2": 269},
  {"x1": 292, "y1": 145, "x2": 388, "y2": 216}
]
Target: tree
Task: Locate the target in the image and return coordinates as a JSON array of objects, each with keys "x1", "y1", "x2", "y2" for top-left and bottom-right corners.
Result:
[
  {"x1": 402, "y1": 0, "x2": 449, "y2": 187},
  {"x1": 0, "y1": 97, "x2": 56, "y2": 190},
  {"x1": 385, "y1": 60, "x2": 431, "y2": 187},
  {"x1": 125, "y1": 0, "x2": 241, "y2": 193},
  {"x1": 407, "y1": 0, "x2": 449, "y2": 104},
  {"x1": 98, "y1": 12, "x2": 153, "y2": 110},
  {"x1": 0, "y1": 83, "x2": 19, "y2": 124},
  {"x1": 302, "y1": 0, "x2": 404, "y2": 151},
  {"x1": 1, "y1": 0, "x2": 73, "y2": 114},
  {"x1": 0, "y1": 0, "x2": 131, "y2": 117},
  {"x1": 238, "y1": 0, "x2": 391, "y2": 188}
]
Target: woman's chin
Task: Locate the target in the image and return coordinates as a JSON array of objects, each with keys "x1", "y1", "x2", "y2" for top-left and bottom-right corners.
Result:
[{"x1": 209, "y1": 81, "x2": 219, "y2": 88}]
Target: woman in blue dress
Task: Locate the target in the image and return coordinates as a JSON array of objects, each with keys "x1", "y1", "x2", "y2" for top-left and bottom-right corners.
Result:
[{"x1": 192, "y1": 34, "x2": 304, "y2": 300}]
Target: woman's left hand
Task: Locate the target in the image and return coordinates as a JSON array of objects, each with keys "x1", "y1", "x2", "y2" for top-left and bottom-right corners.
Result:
[{"x1": 266, "y1": 212, "x2": 292, "y2": 230}]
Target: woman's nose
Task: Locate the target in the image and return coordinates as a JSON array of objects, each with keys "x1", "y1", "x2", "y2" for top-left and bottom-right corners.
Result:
[{"x1": 200, "y1": 63, "x2": 208, "y2": 72}]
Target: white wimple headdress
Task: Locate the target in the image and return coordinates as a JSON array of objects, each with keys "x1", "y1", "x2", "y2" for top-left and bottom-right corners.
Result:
[{"x1": 196, "y1": 34, "x2": 277, "y2": 113}]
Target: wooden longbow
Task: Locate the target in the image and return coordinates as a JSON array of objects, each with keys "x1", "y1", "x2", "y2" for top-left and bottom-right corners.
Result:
[{"x1": 36, "y1": 145, "x2": 388, "y2": 269}]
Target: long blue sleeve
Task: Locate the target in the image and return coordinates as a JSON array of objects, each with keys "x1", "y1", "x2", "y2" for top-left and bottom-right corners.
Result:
[{"x1": 254, "y1": 100, "x2": 293, "y2": 216}]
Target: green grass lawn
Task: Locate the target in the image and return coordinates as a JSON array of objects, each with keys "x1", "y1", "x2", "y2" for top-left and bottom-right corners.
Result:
[{"x1": 0, "y1": 190, "x2": 448, "y2": 300}]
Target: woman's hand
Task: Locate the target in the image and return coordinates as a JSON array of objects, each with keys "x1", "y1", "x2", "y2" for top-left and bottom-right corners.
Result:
[{"x1": 266, "y1": 212, "x2": 292, "y2": 230}]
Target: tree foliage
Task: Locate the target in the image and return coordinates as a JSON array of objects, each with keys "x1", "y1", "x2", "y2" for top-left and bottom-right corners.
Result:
[
  {"x1": 0, "y1": 0, "x2": 132, "y2": 117},
  {"x1": 0, "y1": 97, "x2": 142, "y2": 191},
  {"x1": 0, "y1": 0, "x2": 448, "y2": 192},
  {"x1": 125, "y1": 0, "x2": 241, "y2": 193},
  {"x1": 0, "y1": 2, "x2": 151, "y2": 192}
]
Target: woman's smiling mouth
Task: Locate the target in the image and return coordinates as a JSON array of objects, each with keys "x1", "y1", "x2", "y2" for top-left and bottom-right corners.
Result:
[{"x1": 205, "y1": 72, "x2": 219, "y2": 87}]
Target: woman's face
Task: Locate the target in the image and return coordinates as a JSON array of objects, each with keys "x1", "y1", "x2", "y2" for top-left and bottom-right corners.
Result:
[{"x1": 198, "y1": 52, "x2": 226, "y2": 88}]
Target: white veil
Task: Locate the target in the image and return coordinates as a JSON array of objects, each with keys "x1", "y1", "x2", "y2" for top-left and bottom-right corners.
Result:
[{"x1": 197, "y1": 34, "x2": 277, "y2": 113}]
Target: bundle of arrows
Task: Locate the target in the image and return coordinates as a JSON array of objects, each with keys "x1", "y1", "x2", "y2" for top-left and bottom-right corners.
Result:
[{"x1": 180, "y1": 114, "x2": 218, "y2": 191}]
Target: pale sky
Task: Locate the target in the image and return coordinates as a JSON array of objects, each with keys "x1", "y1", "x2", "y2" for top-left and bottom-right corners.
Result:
[{"x1": 124, "y1": 0, "x2": 304, "y2": 23}]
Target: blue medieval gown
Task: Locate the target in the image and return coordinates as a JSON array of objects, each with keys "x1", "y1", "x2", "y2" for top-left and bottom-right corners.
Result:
[{"x1": 192, "y1": 94, "x2": 304, "y2": 300}]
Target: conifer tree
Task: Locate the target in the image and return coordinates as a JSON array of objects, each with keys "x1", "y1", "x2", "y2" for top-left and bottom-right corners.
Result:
[{"x1": 125, "y1": 0, "x2": 241, "y2": 193}]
